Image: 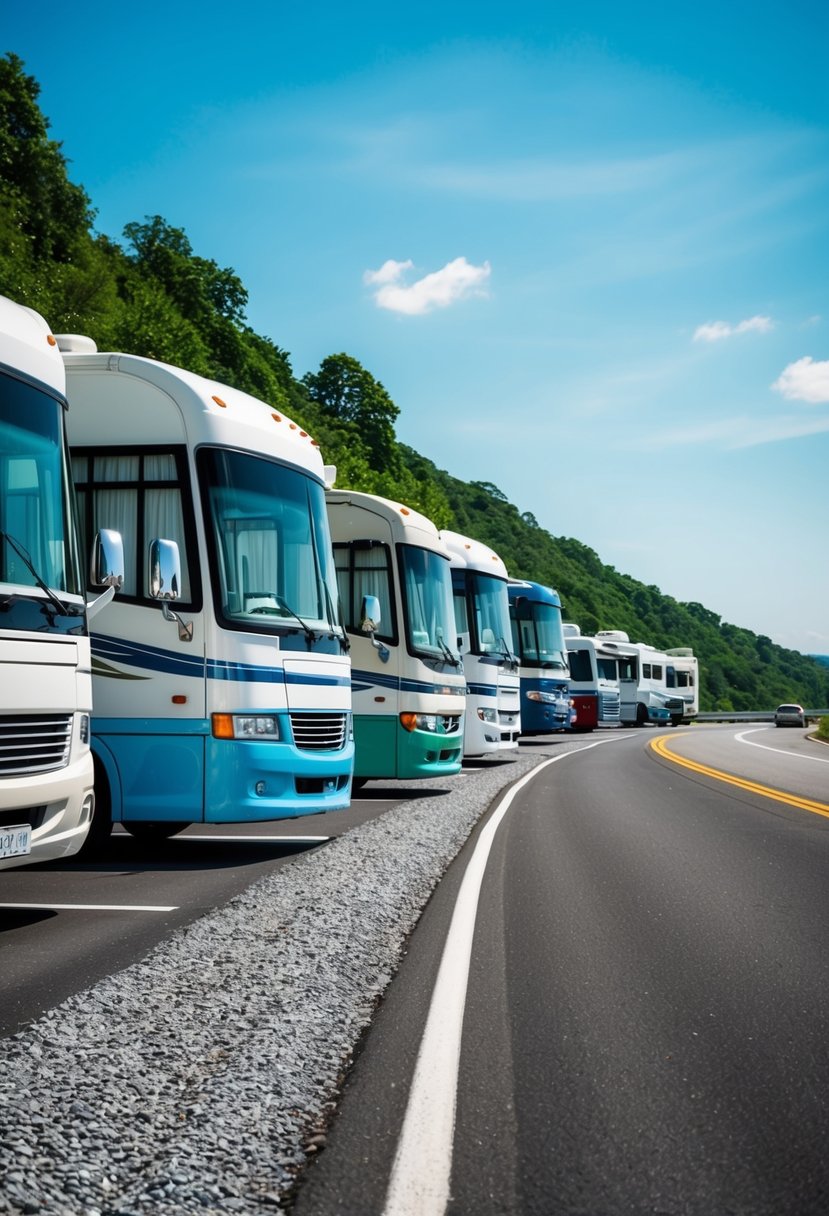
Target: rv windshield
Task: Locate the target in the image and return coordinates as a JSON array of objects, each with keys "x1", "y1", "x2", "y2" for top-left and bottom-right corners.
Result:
[
  {"x1": 513, "y1": 600, "x2": 567, "y2": 669},
  {"x1": 0, "y1": 370, "x2": 83, "y2": 611},
  {"x1": 199, "y1": 447, "x2": 342, "y2": 642},
  {"x1": 399, "y1": 543, "x2": 458, "y2": 663},
  {"x1": 467, "y1": 570, "x2": 513, "y2": 657}
]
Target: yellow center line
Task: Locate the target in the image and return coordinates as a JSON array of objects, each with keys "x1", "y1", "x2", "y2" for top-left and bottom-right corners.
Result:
[{"x1": 649, "y1": 733, "x2": 829, "y2": 819}]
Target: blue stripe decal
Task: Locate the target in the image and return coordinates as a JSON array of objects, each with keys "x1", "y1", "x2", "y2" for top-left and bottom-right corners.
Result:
[
  {"x1": 350, "y1": 667, "x2": 466, "y2": 697},
  {"x1": 93, "y1": 633, "x2": 205, "y2": 678},
  {"x1": 466, "y1": 682, "x2": 497, "y2": 697},
  {"x1": 92, "y1": 632, "x2": 349, "y2": 687}
]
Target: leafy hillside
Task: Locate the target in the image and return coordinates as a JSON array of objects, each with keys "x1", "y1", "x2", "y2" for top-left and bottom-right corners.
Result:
[{"x1": 2, "y1": 52, "x2": 827, "y2": 713}]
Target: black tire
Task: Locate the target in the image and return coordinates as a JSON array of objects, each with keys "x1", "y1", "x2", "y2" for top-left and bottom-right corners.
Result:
[
  {"x1": 635, "y1": 703, "x2": 648, "y2": 727},
  {"x1": 78, "y1": 756, "x2": 113, "y2": 857},
  {"x1": 122, "y1": 821, "x2": 190, "y2": 842}
]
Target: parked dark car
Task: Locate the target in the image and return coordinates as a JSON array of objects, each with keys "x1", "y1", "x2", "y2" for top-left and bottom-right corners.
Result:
[{"x1": 774, "y1": 703, "x2": 807, "y2": 728}]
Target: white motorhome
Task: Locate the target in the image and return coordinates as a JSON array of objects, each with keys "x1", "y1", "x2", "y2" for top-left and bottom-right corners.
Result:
[
  {"x1": 563, "y1": 624, "x2": 621, "y2": 730},
  {"x1": 60, "y1": 336, "x2": 353, "y2": 846},
  {"x1": 594, "y1": 631, "x2": 685, "y2": 726},
  {"x1": 665, "y1": 647, "x2": 699, "y2": 723},
  {"x1": 0, "y1": 299, "x2": 121, "y2": 868},
  {"x1": 440, "y1": 530, "x2": 520, "y2": 755},
  {"x1": 327, "y1": 490, "x2": 465, "y2": 782}
]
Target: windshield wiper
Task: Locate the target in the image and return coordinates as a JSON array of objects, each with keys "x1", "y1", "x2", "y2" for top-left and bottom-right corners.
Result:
[
  {"x1": 0, "y1": 531, "x2": 75, "y2": 616},
  {"x1": 436, "y1": 636, "x2": 462, "y2": 667},
  {"x1": 249, "y1": 594, "x2": 318, "y2": 645}
]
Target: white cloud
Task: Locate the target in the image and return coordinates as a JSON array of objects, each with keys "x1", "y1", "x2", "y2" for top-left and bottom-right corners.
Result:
[
  {"x1": 771, "y1": 356, "x2": 829, "y2": 404},
  {"x1": 362, "y1": 259, "x2": 413, "y2": 286},
  {"x1": 363, "y1": 257, "x2": 491, "y2": 315},
  {"x1": 693, "y1": 315, "x2": 773, "y2": 342}
]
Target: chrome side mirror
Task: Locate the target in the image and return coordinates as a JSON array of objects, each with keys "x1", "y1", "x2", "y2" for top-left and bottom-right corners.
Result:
[
  {"x1": 86, "y1": 529, "x2": 124, "y2": 621},
  {"x1": 359, "y1": 593, "x2": 389, "y2": 662},
  {"x1": 149, "y1": 539, "x2": 193, "y2": 642},
  {"x1": 91, "y1": 529, "x2": 124, "y2": 589},
  {"x1": 360, "y1": 594, "x2": 381, "y2": 633}
]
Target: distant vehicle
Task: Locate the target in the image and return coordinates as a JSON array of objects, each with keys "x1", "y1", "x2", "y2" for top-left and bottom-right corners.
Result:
[
  {"x1": 563, "y1": 625, "x2": 621, "y2": 731},
  {"x1": 507, "y1": 580, "x2": 573, "y2": 733},
  {"x1": 440, "y1": 529, "x2": 520, "y2": 756},
  {"x1": 594, "y1": 632, "x2": 685, "y2": 726},
  {"x1": 774, "y1": 704, "x2": 806, "y2": 728},
  {"x1": 665, "y1": 647, "x2": 699, "y2": 724}
]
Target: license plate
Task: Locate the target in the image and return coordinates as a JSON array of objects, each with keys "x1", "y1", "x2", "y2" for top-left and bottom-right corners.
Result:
[{"x1": 0, "y1": 825, "x2": 32, "y2": 860}]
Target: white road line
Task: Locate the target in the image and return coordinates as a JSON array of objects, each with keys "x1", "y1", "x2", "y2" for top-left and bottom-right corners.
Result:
[
  {"x1": 0, "y1": 903, "x2": 178, "y2": 912},
  {"x1": 735, "y1": 727, "x2": 829, "y2": 764},
  {"x1": 383, "y1": 738, "x2": 617, "y2": 1216},
  {"x1": 112, "y1": 831, "x2": 328, "y2": 841}
]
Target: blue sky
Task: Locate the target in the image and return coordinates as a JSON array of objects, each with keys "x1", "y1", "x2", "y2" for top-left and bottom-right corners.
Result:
[{"x1": 6, "y1": 2, "x2": 828, "y2": 654}]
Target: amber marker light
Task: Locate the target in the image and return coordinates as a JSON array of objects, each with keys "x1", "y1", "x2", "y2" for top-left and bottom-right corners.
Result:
[
  {"x1": 400, "y1": 507, "x2": 410, "y2": 516},
  {"x1": 399, "y1": 712, "x2": 418, "y2": 732},
  {"x1": 212, "y1": 713, "x2": 235, "y2": 739},
  {"x1": 172, "y1": 695, "x2": 187, "y2": 705},
  {"x1": 272, "y1": 413, "x2": 282, "y2": 422},
  {"x1": 47, "y1": 334, "x2": 57, "y2": 346},
  {"x1": 212, "y1": 395, "x2": 227, "y2": 408}
]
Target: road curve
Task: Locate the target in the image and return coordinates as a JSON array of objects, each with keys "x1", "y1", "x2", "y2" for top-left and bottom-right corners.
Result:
[{"x1": 294, "y1": 728, "x2": 829, "y2": 1215}]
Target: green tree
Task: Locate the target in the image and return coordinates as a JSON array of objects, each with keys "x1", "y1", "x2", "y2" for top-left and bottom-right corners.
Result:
[
  {"x1": 303, "y1": 354, "x2": 400, "y2": 470},
  {"x1": 0, "y1": 52, "x2": 93, "y2": 262}
]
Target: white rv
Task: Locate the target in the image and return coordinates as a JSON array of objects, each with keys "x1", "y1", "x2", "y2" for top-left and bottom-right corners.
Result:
[
  {"x1": 327, "y1": 490, "x2": 465, "y2": 781},
  {"x1": 563, "y1": 625, "x2": 621, "y2": 730},
  {"x1": 594, "y1": 632, "x2": 685, "y2": 726},
  {"x1": 440, "y1": 530, "x2": 520, "y2": 756},
  {"x1": 0, "y1": 299, "x2": 121, "y2": 868},
  {"x1": 665, "y1": 647, "x2": 699, "y2": 723},
  {"x1": 60, "y1": 336, "x2": 353, "y2": 846}
]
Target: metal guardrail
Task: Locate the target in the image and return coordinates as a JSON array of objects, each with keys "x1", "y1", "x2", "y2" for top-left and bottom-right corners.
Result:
[{"x1": 695, "y1": 710, "x2": 829, "y2": 723}]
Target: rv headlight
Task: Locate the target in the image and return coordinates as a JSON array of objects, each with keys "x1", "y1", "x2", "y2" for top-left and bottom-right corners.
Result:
[
  {"x1": 476, "y1": 707, "x2": 498, "y2": 723},
  {"x1": 212, "y1": 713, "x2": 281, "y2": 740},
  {"x1": 400, "y1": 712, "x2": 439, "y2": 733},
  {"x1": 526, "y1": 690, "x2": 562, "y2": 705}
]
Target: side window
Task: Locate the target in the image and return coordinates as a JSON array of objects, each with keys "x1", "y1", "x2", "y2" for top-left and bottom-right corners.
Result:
[
  {"x1": 643, "y1": 663, "x2": 651, "y2": 679},
  {"x1": 652, "y1": 664, "x2": 663, "y2": 680},
  {"x1": 72, "y1": 448, "x2": 196, "y2": 605},
  {"x1": 334, "y1": 541, "x2": 395, "y2": 642}
]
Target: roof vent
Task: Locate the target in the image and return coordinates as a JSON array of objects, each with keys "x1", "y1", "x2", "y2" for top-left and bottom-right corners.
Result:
[{"x1": 54, "y1": 334, "x2": 98, "y2": 354}]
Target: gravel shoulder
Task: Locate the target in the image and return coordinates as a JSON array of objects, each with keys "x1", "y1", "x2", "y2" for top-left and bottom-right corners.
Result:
[{"x1": 0, "y1": 752, "x2": 549, "y2": 1215}]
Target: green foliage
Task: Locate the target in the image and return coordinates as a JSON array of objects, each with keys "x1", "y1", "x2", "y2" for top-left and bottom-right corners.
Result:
[
  {"x1": 0, "y1": 53, "x2": 93, "y2": 263},
  {"x1": 817, "y1": 717, "x2": 829, "y2": 741},
  {"x1": 1, "y1": 50, "x2": 826, "y2": 715},
  {"x1": 303, "y1": 353, "x2": 400, "y2": 471}
]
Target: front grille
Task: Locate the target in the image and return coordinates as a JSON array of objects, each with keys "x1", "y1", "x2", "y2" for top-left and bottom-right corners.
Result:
[
  {"x1": 0, "y1": 714, "x2": 72, "y2": 776},
  {"x1": 0, "y1": 806, "x2": 47, "y2": 830},
  {"x1": 440, "y1": 715, "x2": 462, "y2": 734},
  {"x1": 290, "y1": 712, "x2": 348, "y2": 751}
]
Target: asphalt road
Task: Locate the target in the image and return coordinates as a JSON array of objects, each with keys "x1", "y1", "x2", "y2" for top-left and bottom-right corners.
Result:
[
  {"x1": 293, "y1": 725, "x2": 829, "y2": 1215},
  {"x1": 0, "y1": 775, "x2": 465, "y2": 1038}
]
